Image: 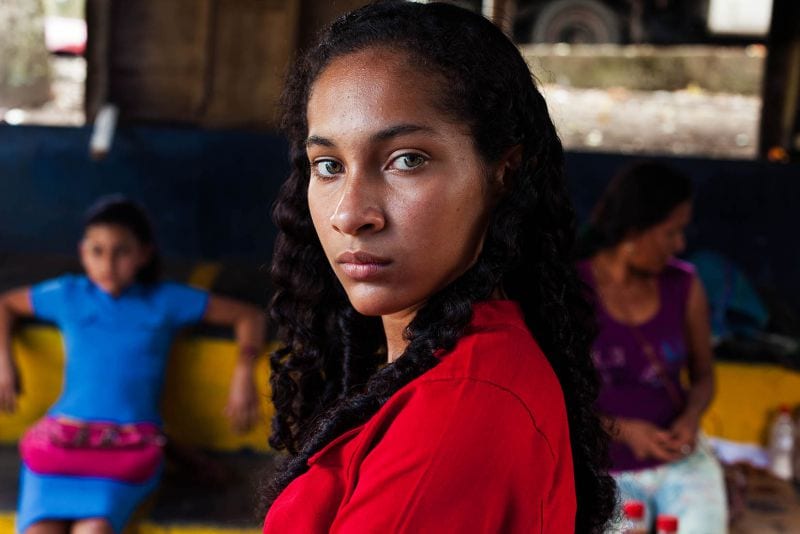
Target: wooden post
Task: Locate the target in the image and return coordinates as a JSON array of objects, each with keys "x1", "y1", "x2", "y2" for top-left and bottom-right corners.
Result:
[
  {"x1": 758, "y1": 0, "x2": 800, "y2": 161},
  {"x1": 84, "y1": 0, "x2": 111, "y2": 123}
]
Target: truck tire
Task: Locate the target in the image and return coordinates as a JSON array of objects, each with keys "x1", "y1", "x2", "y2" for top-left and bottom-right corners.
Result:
[{"x1": 530, "y1": 0, "x2": 622, "y2": 44}]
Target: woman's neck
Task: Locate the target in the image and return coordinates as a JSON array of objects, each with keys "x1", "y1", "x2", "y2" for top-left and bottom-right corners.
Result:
[
  {"x1": 381, "y1": 288, "x2": 507, "y2": 363},
  {"x1": 382, "y1": 307, "x2": 419, "y2": 363},
  {"x1": 592, "y1": 250, "x2": 629, "y2": 284}
]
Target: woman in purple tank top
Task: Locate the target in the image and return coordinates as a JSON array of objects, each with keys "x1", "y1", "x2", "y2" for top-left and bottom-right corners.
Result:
[{"x1": 577, "y1": 161, "x2": 727, "y2": 532}]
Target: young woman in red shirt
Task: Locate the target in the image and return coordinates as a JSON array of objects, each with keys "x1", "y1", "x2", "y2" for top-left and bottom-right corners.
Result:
[{"x1": 262, "y1": 1, "x2": 615, "y2": 532}]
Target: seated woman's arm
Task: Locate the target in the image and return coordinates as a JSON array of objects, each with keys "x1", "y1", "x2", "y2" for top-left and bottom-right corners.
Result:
[
  {"x1": 201, "y1": 295, "x2": 267, "y2": 432},
  {"x1": 0, "y1": 287, "x2": 34, "y2": 412},
  {"x1": 670, "y1": 275, "x2": 715, "y2": 450}
]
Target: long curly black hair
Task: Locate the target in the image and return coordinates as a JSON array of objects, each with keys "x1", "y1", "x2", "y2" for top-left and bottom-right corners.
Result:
[{"x1": 265, "y1": 1, "x2": 615, "y2": 531}]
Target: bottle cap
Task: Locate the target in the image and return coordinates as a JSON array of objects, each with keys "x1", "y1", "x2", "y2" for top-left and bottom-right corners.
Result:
[
  {"x1": 623, "y1": 500, "x2": 645, "y2": 519},
  {"x1": 656, "y1": 515, "x2": 679, "y2": 531},
  {"x1": 780, "y1": 404, "x2": 792, "y2": 413}
]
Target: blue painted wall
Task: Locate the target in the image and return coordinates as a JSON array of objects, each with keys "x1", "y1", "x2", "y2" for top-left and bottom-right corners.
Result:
[
  {"x1": 0, "y1": 125, "x2": 288, "y2": 262},
  {"x1": 1, "y1": 124, "x2": 798, "y2": 313}
]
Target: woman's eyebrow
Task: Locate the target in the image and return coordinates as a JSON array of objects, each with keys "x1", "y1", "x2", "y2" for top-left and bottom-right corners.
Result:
[
  {"x1": 305, "y1": 123, "x2": 436, "y2": 148},
  {"x1": 371, "y1": 123, "x2": 434, "y2": 142},
  {"x1": 306, "y1": 135, "x2": 335, "y2": 148}
]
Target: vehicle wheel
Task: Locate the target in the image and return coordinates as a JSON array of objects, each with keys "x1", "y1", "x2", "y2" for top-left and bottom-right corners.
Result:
[{"x1": 531, "y1": 0, "x2": 622, "y2": 44}]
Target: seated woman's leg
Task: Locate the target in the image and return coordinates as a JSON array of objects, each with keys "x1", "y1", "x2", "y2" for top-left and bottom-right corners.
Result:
[{"x1": 654, "y1": 439, "x2": 728, "y2": 533}]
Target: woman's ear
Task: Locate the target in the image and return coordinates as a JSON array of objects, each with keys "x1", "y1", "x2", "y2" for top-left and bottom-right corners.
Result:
[
  {"x1": 492, "y1": 144, "x2": 523, "y2": 194},
  {"x1": 620, "y1": 232, "x2": 640, "y2": 257}
]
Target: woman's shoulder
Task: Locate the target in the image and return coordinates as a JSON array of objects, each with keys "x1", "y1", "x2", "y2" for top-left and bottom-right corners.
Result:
[
  {"x1": 661, "y1": 257, "x2": 697, "y2": 293},
  {"x1": 141, "y1": 281, "x2": 209, "y2": 326},
  {"x1": 443, "y1": 300, "x2": 554, "y2": 368},
  {"x1": 377, "y1": 363, "x2": 566, "y2": 462},
  {"x1": 48, "y1": 272, "x2": 87, "y2": 286},
  {"x1": 32, "y1": 273, "x2": 89, "y2": 295},
  {"x1": 664, "y1": 257, "x2": 696, "y2": 278},
  {"x1": 145, "y1": 280, "x2": 207, "y2": 299},
  {"x1": 370, "y1": 324, "x2": 570, "y2": 471},
  {"x1": 406, "y1": 300, "x2": 567, "y2": 430}
]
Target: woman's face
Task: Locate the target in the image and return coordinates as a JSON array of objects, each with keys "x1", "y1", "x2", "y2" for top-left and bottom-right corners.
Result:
[
  {"x1": 626, "y1": 201, "x2": 692, "y2": 273},
  {"x1": 306, "y1": 48, "x2": 502, "y2": 318},
  {"x1": 80, "y1": 224, "x2": 151, "y2": 296}
]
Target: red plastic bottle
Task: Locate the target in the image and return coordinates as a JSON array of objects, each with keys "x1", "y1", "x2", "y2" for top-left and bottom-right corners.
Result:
[
  {"x1": 656, "y1": 514, "x2": 679, "y2": 534},
  {"x1": 622, "y1": 501, "x2": 647, "y2": 534}
]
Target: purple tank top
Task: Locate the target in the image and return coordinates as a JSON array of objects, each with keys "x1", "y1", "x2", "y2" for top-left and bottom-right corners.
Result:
[{"x1": 578, "y1": 258, "x2": 695, "y2": 472}]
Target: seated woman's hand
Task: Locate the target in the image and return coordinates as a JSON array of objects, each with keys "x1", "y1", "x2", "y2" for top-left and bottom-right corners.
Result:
[
  {"x1": 224, "y1": 365, "x2": 260, "y2": 433},
  {"x1": 668, "y1": 413, "x2": 700, "y2": 456},
  {"x1": 617, "y1": 418, "x2": 683, "y2": 462}
]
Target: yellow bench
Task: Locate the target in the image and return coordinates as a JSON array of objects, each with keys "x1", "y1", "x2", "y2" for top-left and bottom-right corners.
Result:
[
  {"x1": 4, "y1": 324, "x2": 800, "y2": 449},
  {"x1": 703, "y1": 361, "x2": 800, "y2": 445},
  {"x1": 4, "y1": 325, "x2": 800, "y2": 533},
  {"x1": 0, "y1": 325, "x2": 274, "y2": 451}
]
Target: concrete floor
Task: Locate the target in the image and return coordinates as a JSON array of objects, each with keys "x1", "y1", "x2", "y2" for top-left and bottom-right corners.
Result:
[
  {"x1": 4, "y1": 445, "x2": 800, "y2": 531},
  {"x1": 0, "y1": 444, "x2": 278, "y2": 528}
]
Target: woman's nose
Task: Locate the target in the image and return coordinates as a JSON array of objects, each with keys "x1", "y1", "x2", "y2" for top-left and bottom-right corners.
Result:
[
  {"x1": 105, "y1": 258, "x2": 117, "y2": 277},
  {"x1": 330, "y1": 175, "x2": 385, "y2": 236}
]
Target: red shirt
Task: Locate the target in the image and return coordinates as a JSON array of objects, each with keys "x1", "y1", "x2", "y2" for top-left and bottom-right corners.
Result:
[{"x1": 263, "y1": 300, "x2": 576, "y2": 533}]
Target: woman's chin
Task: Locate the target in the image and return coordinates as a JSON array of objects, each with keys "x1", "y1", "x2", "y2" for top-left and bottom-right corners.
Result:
[
  {"x1": 345, "y1": 290, "x2": 421, "y2": 319},
  {"x1": 348, "y1": 299, "x2": 399, "y2": 318}
]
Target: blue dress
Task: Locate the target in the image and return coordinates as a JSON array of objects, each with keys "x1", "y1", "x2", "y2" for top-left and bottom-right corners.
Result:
[{"x1": 17, "y1": 274, "x2": 209, "y2": 533}]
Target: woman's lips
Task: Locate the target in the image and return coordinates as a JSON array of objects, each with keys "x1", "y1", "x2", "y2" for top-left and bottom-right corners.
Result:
[{"x1": 336, "y1": 251, "x2": 391, "y2": 281}]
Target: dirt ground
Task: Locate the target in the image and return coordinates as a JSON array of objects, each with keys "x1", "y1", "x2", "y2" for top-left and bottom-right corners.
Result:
[
  {"x1": 1, "y1": 56, "x2": 761, "y2": 161},
  {"x1": 1, "y1": 56, "x2": 85, "y2": 127},
  {"x1": 544, "y1": 83, "x2": 759, "y2": 160}
]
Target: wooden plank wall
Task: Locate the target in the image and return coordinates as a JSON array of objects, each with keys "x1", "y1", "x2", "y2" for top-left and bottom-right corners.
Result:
[
  {"x1": 86, "y1": 0, "x2": 337, "y2": 129},
  {"x1": 758, "y1": 0, "x2": 800, "y2": 159},
  {"x1": 295, "y1": 0, "x2": 367, "y2": 52}
]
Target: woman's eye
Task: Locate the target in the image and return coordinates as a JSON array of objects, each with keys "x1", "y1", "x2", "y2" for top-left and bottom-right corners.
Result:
[
  {"x1": 391, "y1": 153, "x2": 426, "y2": 171},
  {"x1": 313, "y1": 160, "x2": 344, "y2": 177}
]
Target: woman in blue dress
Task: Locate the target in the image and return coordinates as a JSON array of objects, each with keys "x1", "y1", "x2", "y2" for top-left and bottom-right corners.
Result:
[{"x1": 0, "y1": 197, "x2": 267, "y2": 534}]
